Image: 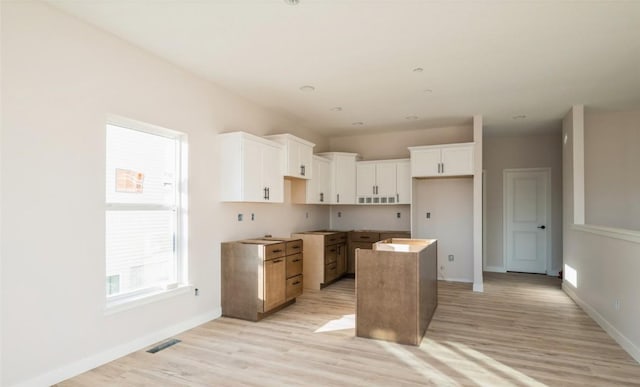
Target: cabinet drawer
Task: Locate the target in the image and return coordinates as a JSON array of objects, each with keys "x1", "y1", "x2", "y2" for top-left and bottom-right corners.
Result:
[
  {"x1": 337, "y1": 233, "x2": 347, "y2": 243},
  {"x1": 325, "y1": 262, "x2": 338, "y2": 282},
  {"x1": 325, "y1": 245, "x2": 338, "y2": 264},
  {"x1": 286, "y1": 253, "x2": 303, "y2": 278},
  {"x1": 286, "y1": 275, "x2": 303, "y2": 300},
  {"x1": 351, "y1": 232, "x2": 380, "y2": 242},
  {"x1": 325, "y1": 234, "x2": 340, "y2": 245},
  {"x1": 265, "y1": 243, "x2": 286, "y2": 259},
  {"x1": 285, "y1": 240, "x2": 303, "y2": 255}
]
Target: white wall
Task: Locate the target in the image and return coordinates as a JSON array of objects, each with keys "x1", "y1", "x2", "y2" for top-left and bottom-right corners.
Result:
[
  {"x1": 483, "y1": 133, "x2": 563, "y2": 274},
  {"x1": 329, "y1": 205, "x2": 410, "y2": 231},
  {"x1": 584, "y1": 109, "x2": 640, "y2": 231},
  {"x1": 0, "y1": 2, "x2": 329, "y2": 386},
  {"x1": 562, "y1": 106, "x2": 640, "y2": 362},
  {"x1": 412, "y1": 178, "x2": 474, "y2": 282},
  {"x1": 329, "y1": 125, "x2": 473, "y2": 160}
]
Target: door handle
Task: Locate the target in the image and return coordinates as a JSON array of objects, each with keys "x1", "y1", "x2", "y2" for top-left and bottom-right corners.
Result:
[{"x1": 537, "y1": 225, "x2": 546, "y2": 230}]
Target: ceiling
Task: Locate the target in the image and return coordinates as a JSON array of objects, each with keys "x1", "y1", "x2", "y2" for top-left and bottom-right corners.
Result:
[{"x1": 47, "y1": 0, "x2": 640, "y2": 137}]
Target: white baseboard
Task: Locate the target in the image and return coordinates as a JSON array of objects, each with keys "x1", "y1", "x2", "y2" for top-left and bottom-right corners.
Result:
[
  {"x1": 473, "y1": 282, "x2": 484, "y2": 292},
  {"x1": 13, "y1": 308, "x2": 222, "y2": 387},
  {"x1": 562, "y1": 284, "x2": 640, "y2": 364},
  {"x1": 483, "y1": 266, "x2": 506, "y2": 273},
  {"x1": 437, "y1": 276, "x2": 473, "y2": 283}
]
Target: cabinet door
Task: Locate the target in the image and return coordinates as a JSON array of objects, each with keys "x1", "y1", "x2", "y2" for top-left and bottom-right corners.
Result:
[
  {"x1": 264, "y1": 258, "x2": 286, "y2": 312},
  {"x1": 375, "y1": 162, "x2": 397, "y2": 198},
  {"x1": 356, "y1": 163, "x2": 376, "y2": 196},
  {"x1": 286, "y1": 139, "x2": 301, "y2": 178},
  {"x1": 396, "y1": 160, "x2": 411, "y2": 204},
  {"x1": 441, "y1": 145, "x2": 474, "y2": 176},
  {"x1": 410, "y1": 148, "x2": 441, "y2": 177},
  {"x1": 262, "y1": 143, "x2": 284, "y2": 202},
  {"x1": 242, "y1": 138, "x2": 265, "y2": 202},
  {"x1": 334, "y1": 155, "x2": 356, "y2": 204},
  {"x1": 316, "y1": 157, "x2": 330, "y2": 203},
  {"x1": 298, "y1": 142, "x2": 313, "y2": 180}
]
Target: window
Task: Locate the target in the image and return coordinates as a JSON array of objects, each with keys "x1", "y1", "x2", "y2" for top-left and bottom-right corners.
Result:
[{"x1": 105, "y1": 119, "x2": 187, "y2": 306}]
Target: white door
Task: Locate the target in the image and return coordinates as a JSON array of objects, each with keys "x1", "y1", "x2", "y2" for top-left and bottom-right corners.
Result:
[{"x1": 504, "y1": 169, "x2": 549, "y2": 273}]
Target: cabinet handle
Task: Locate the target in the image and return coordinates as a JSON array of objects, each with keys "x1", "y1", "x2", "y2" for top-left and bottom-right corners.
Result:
[
  {"x1": 396, "y1": 193, "x2": 399, "y2": 202},
  {"x1": 337, "y1": 194, "x2": 340, "y2": 203},
  {"x1": 263, "y1": 187, "x2": 268, "y2": 200},
  {"x1": 329, "y1": 249, "x2": 336, "y2": 252},
  {"x1": 441, "y1": 163, "x2": 444, "y2": 174},
  {"x1": 292, "y1": 281, "x2": 301, "y2": 285},
  {"x1": 267, "y1": 187, "x2": 270, "y2": 200},
  {"x1": 272, "y1": 249, "x2": 283, "y2": 253},
  {"x1": 360, "y1": 236, "x2": 370, "y2": 239},
  {"x1": 372, "y1": 186, "x2": 375, "y2": 194},
  {"x1": 376, "y1": 185, "x2": 379, "y2": 194},
  {"x1": 292, "y1": 259, "x2": 301, "y2": 262},
  {"x1": 291, "y1": 245, "x2": 300, "y2": 249},
  {"x1": 301, "y1": 165, "x2": 305, "y2": 176},
  {"x1": 320, "y1": 192, "x2": 324, "y2": 202},
  {"x1": 272, "y1": 259, "x2": 283, "y2": 263}
]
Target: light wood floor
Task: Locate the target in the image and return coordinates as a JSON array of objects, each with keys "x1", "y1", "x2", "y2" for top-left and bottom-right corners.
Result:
[{"x1": 59, "y1": 273, "x2": 640, "y2": 386}]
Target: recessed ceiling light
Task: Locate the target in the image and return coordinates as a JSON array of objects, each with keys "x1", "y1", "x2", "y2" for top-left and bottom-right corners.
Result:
[
  {"x1": 330, "y1": 107, "x2": 343, "y2": 112},
  {"x1": 405, "y1": 115, "x2": 419, "y2": 120},
  {"x1": 299, "y1": 85, "x2": 315, "y2": 92},
  {"x1": 412, "y1": 67, "x2": 424, "y2": 73},
  {"x1": 423, "y1": 89, "x2": 433, "y2": 93},
  {"x1": 512, "y1": 114, "x2": 527, "y2": 120},
  {"x1": 284, "y1": 0, "x2": 300, "y2": 5},
  {"x1": 352, "y1": 122, "x2": 364, "y2": 126}
]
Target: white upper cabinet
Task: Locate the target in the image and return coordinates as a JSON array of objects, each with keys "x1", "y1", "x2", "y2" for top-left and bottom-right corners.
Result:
[
  {"x1": 218, "y1": 132, "x2": 284, "y2": 203},
  {"x1": 306, "y1": 155, "x2": 331, "y2": 204},
  {"x1": 356, "y1": 159, "x2": 410, "y2": 204},
  {"x1": 264, "y1": 134, "x2": 315, "y2": 180},
  {"x1": 395, "y1": 160, "x2": 411, "y2": 204},
  {"x1": 409, "y1": 143, "x2": 474, "y2": 177},
  {"x1": 317, "y1": 152, "x2": 358, "y2": 205}
]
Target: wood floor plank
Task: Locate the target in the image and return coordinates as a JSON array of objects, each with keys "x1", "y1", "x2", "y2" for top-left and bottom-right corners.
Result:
[{"x1": 58, "y1": 272, "x2": 640, "y2": 386}]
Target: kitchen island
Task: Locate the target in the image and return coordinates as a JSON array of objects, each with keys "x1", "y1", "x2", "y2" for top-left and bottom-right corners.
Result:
[{"x1": 355, "y1": 238, "x2": 437, "y2": 346}]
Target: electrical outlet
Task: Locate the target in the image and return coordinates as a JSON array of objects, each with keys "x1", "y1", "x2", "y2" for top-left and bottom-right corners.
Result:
[
  {"x1": 251, "y1": 213, "x2": 255, "y2": 221},
  {"x1": 614, "y1": 299, "x2": 621, "y2": 311},
  {"x1": 426, "y1": 212, "x2": 431, "y2": 219},
  {"x1": 338, "y1": 211, "x2": 342, "y2": 218},
  {"x1": 306, "y1": 212, "x2": 309, "y2": 219},
  {"x1": 397, "y1": 212, "x2": 401, "y2": 218},
  {"x1": 237, "y1": 213, "x2": 243, "y2": 221},
  {"x1": 448, "y1": 254, "x2": 454, "y2": 262},
  {"x1": 194, "y1": 288, "x2": 199, "y2": 296}
]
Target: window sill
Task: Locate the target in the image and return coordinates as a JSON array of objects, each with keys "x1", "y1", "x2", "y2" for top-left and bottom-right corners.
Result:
[
  {"x1": 571, "y1": 224, "x2": 640, "y2": 244},
  {"x1": 105, "y1": 284, "x2": 193, "y2": 316}
]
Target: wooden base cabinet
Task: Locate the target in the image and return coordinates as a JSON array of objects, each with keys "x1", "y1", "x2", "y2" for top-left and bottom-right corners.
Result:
[
  {"x1": 221, "y1": 238, "x2": 303, "y2": 321},
  {"x1": 291, "y1": 231, "x2": 347, "y2": 289}
]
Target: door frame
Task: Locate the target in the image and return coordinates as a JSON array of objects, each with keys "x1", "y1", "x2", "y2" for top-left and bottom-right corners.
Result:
[{"x1": 502, "y1": 168, "x2": 552, "y2": 274}]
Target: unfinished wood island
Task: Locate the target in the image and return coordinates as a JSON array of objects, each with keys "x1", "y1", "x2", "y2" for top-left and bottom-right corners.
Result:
[{"x1": 356, "y1": 238, "x2": 437, "y2": 346}]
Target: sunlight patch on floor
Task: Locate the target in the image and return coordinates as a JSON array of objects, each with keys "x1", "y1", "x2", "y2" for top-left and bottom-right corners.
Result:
[
  {"x1": 444, "y1": 341, "x2": 547, "y2": 387},
  {"x1": 377, "y1": 340, "x2": 459, "y2": 386},
  {"x1": 314, "y1": 314, "x2": 355, "y2": 333}
]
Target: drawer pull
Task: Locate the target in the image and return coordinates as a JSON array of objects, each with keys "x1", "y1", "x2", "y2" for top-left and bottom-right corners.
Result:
[
  {"x1": 291, "y1": 245, "x2": 300, "y2": 249},
  {"x1": 272, "y1": 249, "x2": 283, "y2": 253},
  {"x1": 272, "y1": 259, "x2": 283, "y2": 263},
  {"x1": 292, "y1": 281, "x2": 301, "y2": 285},
  {"x1": 329, "y1": 249, "x2": 336, "y2": 253},
  {"x1": 292, "y1": 259, "x2": 301, "y2": 262},
  {"x1": 360, "y1": 236, "x2": 371, "y2": 239}
]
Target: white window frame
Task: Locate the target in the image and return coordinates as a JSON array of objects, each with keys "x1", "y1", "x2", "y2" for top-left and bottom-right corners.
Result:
[{"x1": 104, "y1": 115, "x2": 189, "y2": 313}]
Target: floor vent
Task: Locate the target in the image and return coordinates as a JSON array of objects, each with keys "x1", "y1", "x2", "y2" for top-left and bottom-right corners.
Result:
[{"x1": 147, "y1": 338, "x2": 181, "y2": 354}]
